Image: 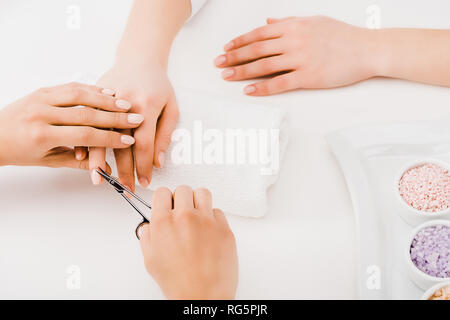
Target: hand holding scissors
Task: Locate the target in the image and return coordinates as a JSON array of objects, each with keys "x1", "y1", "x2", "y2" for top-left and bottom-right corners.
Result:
[{"x1": 96, "y1": 168, "x2": 151, "y2": 239}]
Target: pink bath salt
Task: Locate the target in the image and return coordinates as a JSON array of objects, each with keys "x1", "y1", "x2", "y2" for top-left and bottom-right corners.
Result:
[{"x1": 398, "y1": 163, "x2": 450, "y2": 213}]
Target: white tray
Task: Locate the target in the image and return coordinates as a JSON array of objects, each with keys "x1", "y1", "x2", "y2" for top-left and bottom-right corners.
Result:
[{"x1": 327, "y1": 116, "x2": 450, "y2": 299}]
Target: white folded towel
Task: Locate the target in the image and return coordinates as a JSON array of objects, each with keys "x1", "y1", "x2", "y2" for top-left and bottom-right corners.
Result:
[{"x1": 110, "y1": 87, "x2": 288, "y2": 218}]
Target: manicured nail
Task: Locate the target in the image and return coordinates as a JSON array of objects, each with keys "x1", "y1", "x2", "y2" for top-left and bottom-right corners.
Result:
[
  {"x1": 158, "y1": 152, "x2": 165, "y2": 168},
  {"x1": 244, "y1": 85, "x2": 256, "y2": 94},
  {"x1": 214, "y1": 55, "x2": 226, "y2": 66},
  {"x1": 75, "y1": 149, "x2": 83, "y2": 160},
  {"x1": 91, "y1": 169, "x2": 101, "y2": 185},
  {"x1": 116, "y1": 99, "x2": 131, "y2": 110},
  {"x1": 121, "y1": 135, "x2": 135, "y2": 145},
  {"x1": 224, "y1": 41, "x2": 234, "y2": 51},
  {"x1": 221, "y1": 69, "x2": 235, "y2": 79},
  {"x1": 127, "y1": 113, "x2": 144, "y2": 124},
  {"x1": 139, "y1": 177, "x2": 149, "y2": 188},
  {"x1": 102, "y1": 88, "x2": 115, "y2": 96}
]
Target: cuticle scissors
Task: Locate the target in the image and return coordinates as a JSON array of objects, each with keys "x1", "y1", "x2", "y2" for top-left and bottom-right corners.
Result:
[{"x1": 96, "y1": 167, "x2": 151, "y2": 240}]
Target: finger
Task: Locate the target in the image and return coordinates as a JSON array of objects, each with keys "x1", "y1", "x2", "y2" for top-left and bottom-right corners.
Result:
[
  {"x1": 48, "y1": 106, "x2": 144, "y2": 129},
  {"x1": 48, "y1": 126, "x2": 136, "y2": 148},
  {"x1": 244, "y1": 70, "x2": 301, "y2": 96},
  {"x1": 173, "y1": 185, "x2": 194, "y2": 210},
  {"x1": 223, "y1": 55, "x2": 294, "y2": 81},
  {"x1": 213, "y1": 209, "x2": 231, "y2": 229},
  {"x1": 153, "y1": 96, "x2": 179, "y2": 168},
  {"x1": 74, "y1": 146, "x2": 87, "y2": 161},
  {"x1": 193, "y1": 188, "x2": 213, "y2": 212},
  {"x1": 217, "y1": 38, "x2": 284, "y2": 68},
  {"x1": 152, "y1": 187, "x2": 173, "y2": 212},
  {"x1": 134, "y1": 114, "x2": 157, "y2": 188},
  {"x1": 139, "y1": 223, "x2": 151, "y2": 258},
  {"x1": 43, "y1": 83, "x2": 132, "y2": 112},
  {"x1": 266, "y1": 17, "x2": 295, "y2": 24},
  {"x1": 89, "y1": 147, "x2": 106, "y2": 185},
  {"x1": 43, "y1": 147, "x2": 90, "y2": 170},
  {"x1": 114, "y1": 129, "x2": 135, "y2": 192},
  {"x1": 221, "y1": 24, "x2": 283, "y2": 53}
]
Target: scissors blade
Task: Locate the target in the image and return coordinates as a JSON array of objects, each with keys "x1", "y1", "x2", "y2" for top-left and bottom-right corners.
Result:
[{"x1": 96, "y1": 168, "x2": 151, "y2": 209}]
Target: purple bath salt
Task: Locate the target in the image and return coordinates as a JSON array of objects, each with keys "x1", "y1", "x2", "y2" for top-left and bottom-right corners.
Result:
[{"x1": 410, "y1": 225, "x2": 450, "y2": 278}]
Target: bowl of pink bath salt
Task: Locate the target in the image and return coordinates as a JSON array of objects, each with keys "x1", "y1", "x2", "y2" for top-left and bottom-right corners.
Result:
[
  {"x1": 395, "y1": 159, "x2": 450, "y2": 226},
  {"x1": 406, "y1": 220, "x2": 450, "y2": 290}
]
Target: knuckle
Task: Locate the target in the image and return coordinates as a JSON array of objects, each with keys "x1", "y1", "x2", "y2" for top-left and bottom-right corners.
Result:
[
  {"x1": 66, "y1": 87, "x2": 83, "y2": 101},
  {"x1": 24, "y1": 105, "x2": 42, "y2": 122},
  {"x1": 222, "y1": 227, "x2": 235, "y2": 241},
  {"x1": 225, "y1": 51, "x2": 237, "y2": 63},
  {"x1": 195, "y1": 187, "x2": 211, "y2": 198},
  {"x1": 105, "y1": 131, "x2": 118, "y2": 146},
  {"x1": 80, "y1": 127, "x2": 95, "y2": 143},
  {"x1": 77, "y1": 108, "x2": 93, "y2": 124},
  {"x1": 156, "y1": 131, "x2": 172, "y2": 148},
  {"x1": 155, "y1": 187, "x2": 171, "y2": 198},
  {"x1": 29, "y1": 126, "x2": 47, "y2": 144},
  {"x1": 253, "y1": 27, "x2": 265, "y2": 38},
  {"x1": 66, "y1": 81, "x2": 80, "y2": 88},
  {"x1": 140, "y1": 95, "x2": 163, "y2": 109},
  {"x1": 176, "y1": 208, "x2": 196, "y2": 222},
  {"x1": 251, "y1": 42, "x2": 266, "y2": 55},
  {"x1": 113, "y1": 111, "x2": 123, "y2": 126},
  {"x1": 261, "y1": 59, "x2": 275, "y2": 72},
  {"x1": 175, "y1": 184, "x2": 192, "y2": 195},
  {"x1": 275, "y1": 76, "x2": 290, "y2": 89}
]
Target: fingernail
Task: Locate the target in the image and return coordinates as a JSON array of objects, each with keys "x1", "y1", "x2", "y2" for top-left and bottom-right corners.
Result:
[
  {"x1": 75, "y1": 149, "x2": 82, "y2": 160},
  {"x1": 102, "y1": 88, "x2": 115, "y2": 96},
  {"x1": 127, "y1": 113, "x2": 144, "y2": 124},
  {"x1": 158, "y1": 152, "x2": 165, "y2": 168},
  {"x1": 116, "y1": 99, "x2": 131, "y2": 110},
  {"x1": 224, "y1": 41, "x2": 234, "y2": 51},
  {"x1": 214, "y1": 55, "x2": 226, "y2": 66},
  {"x1": 244, "y1": 85, "x2": 256, "y2": 94},
  {"x1": 121, "y1": 135, "x2": 135, "y2": 145},
  {"x1": 221, "y1": 69, "x2": 235, "y2": 79},
  {"x1": 139, "y1": 177, "x2": 149, "y2": 188},
  {"x1": 91, "y1": 169, "x2": 101, "y2": 185}
]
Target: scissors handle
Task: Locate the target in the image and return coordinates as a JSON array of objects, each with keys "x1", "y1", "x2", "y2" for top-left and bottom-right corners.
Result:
[{"x1": 135, "y1": 220, "x2": 149, "y2": 240}]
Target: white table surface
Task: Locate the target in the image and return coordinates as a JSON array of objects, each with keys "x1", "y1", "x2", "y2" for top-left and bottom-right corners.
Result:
[{"x1": 1, "y1": 0, "x2": 450, "y2": 299}]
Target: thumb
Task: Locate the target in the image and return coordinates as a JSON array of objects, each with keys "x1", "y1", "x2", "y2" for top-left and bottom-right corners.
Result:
[
  {"x1": 153, "y1": 95, "x2": 179, "y2": 168},
  {"x1": 139, "y1": 223, "x2": 152, "y2": 271}
]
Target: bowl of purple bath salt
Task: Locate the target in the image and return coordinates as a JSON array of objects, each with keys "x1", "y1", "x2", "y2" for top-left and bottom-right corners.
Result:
[{"x1": 406, "y1": 220, "x2": 450, "y2": 290}]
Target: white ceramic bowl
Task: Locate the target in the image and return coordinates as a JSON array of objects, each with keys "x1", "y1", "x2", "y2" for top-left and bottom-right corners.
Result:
[
  {"x1": 394, "y1": 159, "x2": 450, "y2": 226},
  {"x1": 405, "y1": 220, "x2": 450, "y2": 291},
  {"x1": 421, "y1": 281, "x2": 450, "y2": 300}
]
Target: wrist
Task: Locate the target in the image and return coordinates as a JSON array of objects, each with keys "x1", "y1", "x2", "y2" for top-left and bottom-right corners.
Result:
[{"x1": 365, "y1": 28, "x2": 392, "y2": 78}]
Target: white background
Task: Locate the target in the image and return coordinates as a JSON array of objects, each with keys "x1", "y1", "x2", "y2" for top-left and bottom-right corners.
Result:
[{"x1": 0, "y1": 0, "x2": 449, "y2": 299}]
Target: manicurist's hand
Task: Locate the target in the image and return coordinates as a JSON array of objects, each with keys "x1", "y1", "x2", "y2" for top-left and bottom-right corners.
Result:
[
  {"x1": 0, "y1": 82, "x2": 143, "y2": 168},
  {"x1": 140, "y1": 186, "x2": 238, "y2": 300},
  {"x1": 215, "y1": 16, "x2": 381, "y2": 95}
]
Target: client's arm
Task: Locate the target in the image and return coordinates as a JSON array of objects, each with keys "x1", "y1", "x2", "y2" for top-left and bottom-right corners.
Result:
[
  {"x1": 0, "y1": 82, "x2": 143, "y2": 169},
  {"x1": 215, "y1": 16, "x2": 450, "y2": 95},
  {"x1": 140, "y1": 186, "x2": 238, "y2": 300},
  {"x1": 91, "y1": 0, "x2": 192, "y2": 191}
]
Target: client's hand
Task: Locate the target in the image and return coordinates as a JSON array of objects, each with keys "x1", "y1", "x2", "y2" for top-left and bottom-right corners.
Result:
[
  {"x1": 90, "y1": 63, "x2": 179, "y2": 191},
  {"x1": 215, "y1": 16, "x2": 380, "y2": 95},
  {"x1": 140, "y1": 186, "x2": 238, "y2": 300},
  {"x1": 0, "y1": 82, "x2": 143, "y2": 168}
]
